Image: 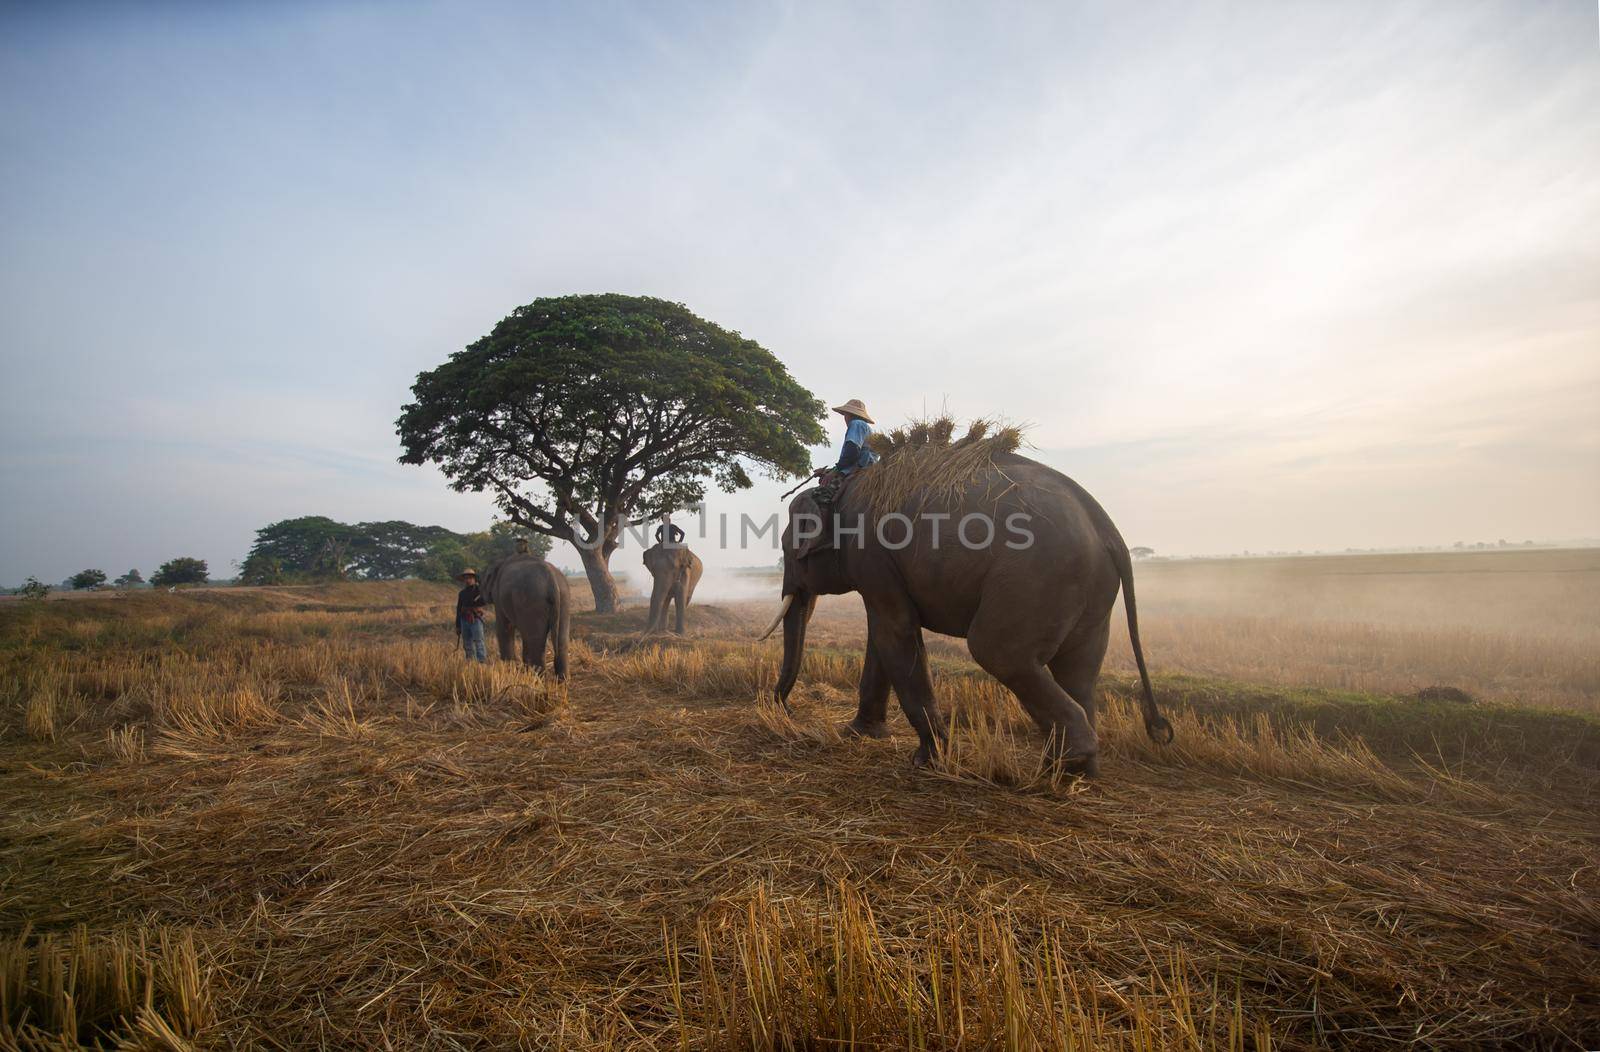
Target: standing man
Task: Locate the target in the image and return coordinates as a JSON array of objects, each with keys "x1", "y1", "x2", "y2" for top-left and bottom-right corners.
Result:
[{"x1": 454, "y1": 568, "x2": 488, "y2": 663}]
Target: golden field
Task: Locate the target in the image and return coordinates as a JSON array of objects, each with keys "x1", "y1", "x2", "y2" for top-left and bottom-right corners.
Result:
[{"x1": 2, "y1": 548, "x2": 1597, "y2": 1049}]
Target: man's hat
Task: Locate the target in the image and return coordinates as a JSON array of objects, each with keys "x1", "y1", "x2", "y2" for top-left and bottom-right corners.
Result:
[
  {"x1": 831, "y1": 399, "x2": 874, "y2": 424},
  {"x1": 454, "y1": 568, "x2": 478, "y2": 581}
]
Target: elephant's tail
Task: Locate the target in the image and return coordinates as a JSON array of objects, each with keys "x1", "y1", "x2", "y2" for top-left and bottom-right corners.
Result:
[
  {"x1": 552, "y1": 582, "x2": 570, "y2": 680},
  {"x1": 1114, "y1": 547, "x2": 1174, "y2": 745}
]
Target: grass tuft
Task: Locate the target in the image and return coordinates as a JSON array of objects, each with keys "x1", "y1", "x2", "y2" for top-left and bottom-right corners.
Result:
[{"x1": 0, "y1": 926, "x2": 212, "y2": 1049}]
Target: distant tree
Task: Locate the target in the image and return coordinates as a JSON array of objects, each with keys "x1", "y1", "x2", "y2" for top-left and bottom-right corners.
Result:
[
  {"x1": 414, "y1": 537, "x2": 471, "y2": 583},
  {"x1": 237, "y1": 552, "x2": 285, "y2": 586},
  {"x1": 244, "y1": 516, "x2": 470, "y2": 581},
  {"x1": 151, "y1": 557, "x2": 208, "y2": 587},
  {"x1": 347, "y1": 520, "x2": 460, "y2": 579},
  {"x1": 466, "y1": 520, "x2": 548, "y2": 567},
  {"x1": 1129, "y1": 547, "x2": 1155, "y2": 560},
  {"x1": 244, "y1": 516, "x2": 357, "y2": 580},
  {"x1": 397, "y1": 294, "x2": 823, "y2": 611},
  {"x1": 19, "y1": 576, "x2": 50, "y2": 600},
  {"x1": 114, "y1": 569, "x2": 144, "y2": 588},
  {"x1": 69, "y1": 569, "x2": 107, "y2": 590}
]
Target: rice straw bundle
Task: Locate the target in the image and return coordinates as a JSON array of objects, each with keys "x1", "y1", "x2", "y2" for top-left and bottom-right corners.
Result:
[{"x1": 850, "y1": 414, "x2": 1027, "y2": 520}]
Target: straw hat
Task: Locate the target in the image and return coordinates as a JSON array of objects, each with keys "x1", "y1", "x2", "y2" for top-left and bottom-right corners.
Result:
[
  {"x1": 831, "y1": 399, "x2": 874, "y2": 424},
  {"x1": 454, "y1": 568, "x2": 478, "y2": 581}
]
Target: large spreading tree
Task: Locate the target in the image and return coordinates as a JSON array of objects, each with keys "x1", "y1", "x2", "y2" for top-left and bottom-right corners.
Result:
[{"x1": 397, "y1": 294, "x2": 823, "y2": 611}]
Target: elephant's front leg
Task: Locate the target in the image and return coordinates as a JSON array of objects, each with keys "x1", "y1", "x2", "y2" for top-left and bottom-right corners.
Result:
[
  {"x1": 495, "y1": 617, "x2": 517, "y2": 662},
  {"x1": 844, "y1": 635, "x2": 892, "y2": 739},
  {"x1": 647, "y1": 577, "x2": 668, "y2": 634},
  {"x1": 866, "y1": 603, "x2": 945, "y2": 766}
]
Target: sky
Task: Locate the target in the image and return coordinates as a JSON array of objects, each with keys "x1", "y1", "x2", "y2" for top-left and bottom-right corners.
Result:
[{"x1": 1, "y1": 0, "x2": 1596, "y2": 585}]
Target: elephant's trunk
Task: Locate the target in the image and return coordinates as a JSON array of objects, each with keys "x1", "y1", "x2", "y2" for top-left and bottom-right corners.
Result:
[{"x1": 773, "y1": 592, "x2": 815, "y2": 712}]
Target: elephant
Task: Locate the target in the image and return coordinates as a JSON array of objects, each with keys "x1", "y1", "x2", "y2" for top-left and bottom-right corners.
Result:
[
  {"x1": 642, "y1": 543, "x2": 703, "y2": 635},
  {"x1": 481, "y1": 554, "x2": 570, "y2": 680},
  {"x1": 762, "y1": 450, "x2": 1172, "y2": 776}
]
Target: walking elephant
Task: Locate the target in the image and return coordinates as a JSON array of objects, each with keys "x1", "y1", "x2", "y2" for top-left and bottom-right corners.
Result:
[
  {"x1": 481, "y1": 554, "x2": 570, "y2": 680},
  {"x1": 761, "y1": 448, "x2": 1171, "y2": 776},
  {"x1": 642, "y1": 543, "x2": 703, "y2": 634}
]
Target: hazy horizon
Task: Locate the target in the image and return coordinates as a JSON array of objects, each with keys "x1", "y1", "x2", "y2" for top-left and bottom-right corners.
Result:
[{"x1": 3, "y1": 1, "x2": 1597, "y2": 585}]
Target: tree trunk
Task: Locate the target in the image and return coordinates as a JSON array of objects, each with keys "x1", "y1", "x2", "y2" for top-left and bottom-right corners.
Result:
[{"x1": 577, "y1": 544, "x2": 620, "y2": 614}]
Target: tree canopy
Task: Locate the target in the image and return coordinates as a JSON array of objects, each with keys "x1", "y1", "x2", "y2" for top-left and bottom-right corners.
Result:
[
  {"x1": 239, "y1": 516, "x2": 547, "y2": 585},
  {"x1": 396, "y1": 294, "x2": 823, "y2": 610},
  {"x1": 242, "y1": 516, "x2": 358, "y2": 581},
  {"x1": 114, "y1": 569, "x2": 144, "y2": 588},
  {"x1": 151, "y1": 558, "x2": 208, "y2": 587},
  {"x1": 69, "y1": 569, "x2": 107, "y2": 590}
]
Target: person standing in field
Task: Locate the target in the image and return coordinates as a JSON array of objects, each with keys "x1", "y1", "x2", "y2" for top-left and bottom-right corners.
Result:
[
  {"x1": 454, "y1": 568, "x2": 488, "y2": 663},
  {"x1": 812, "y1": 398, "x2": 880, "y2": 504}
]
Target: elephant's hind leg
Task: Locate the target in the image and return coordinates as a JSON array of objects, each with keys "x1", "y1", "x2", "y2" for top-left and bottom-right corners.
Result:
[
  {"x1": 967, "y1": 600, "x2": 1098, "y2": 776},
  {"x1": 496, "y1": 617, "x2": 517, "y2": 662},
  {"x1": 521, "y1": 611, "x2": 550, "y2": 674},
  {"x1": 1047, "y1": 618, "x2": 1111, "y2": 731}
]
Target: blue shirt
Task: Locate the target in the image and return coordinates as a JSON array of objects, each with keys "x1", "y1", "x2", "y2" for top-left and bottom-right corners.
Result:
[{"x1": 837, "y1": 418, "x2": 880, "y2": 475}]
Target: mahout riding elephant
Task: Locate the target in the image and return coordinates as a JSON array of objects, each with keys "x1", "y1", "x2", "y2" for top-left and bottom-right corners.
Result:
[
  {"x1": 761, "y1": 448, "x2": 1171, "y2": 776},
  {"x1": 482, "y1": 554, "x2": 570, "y2": 680},
  {"x1": 642, "y1": 543, "x2": 703, "y2": 635}
]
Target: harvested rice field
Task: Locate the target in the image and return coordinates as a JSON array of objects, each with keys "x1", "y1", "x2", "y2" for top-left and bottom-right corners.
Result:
[{"x1": 3, "y1": 551, "x2": 1598, "y2": 1049}]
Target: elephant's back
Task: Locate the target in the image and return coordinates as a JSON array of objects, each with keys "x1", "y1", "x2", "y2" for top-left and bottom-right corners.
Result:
[
  {"x1": 986, "y1": 452, "x2": 1129, "y2": 553},
  {"x1": 486, "y1": 555, "x2": 566, "y2": 609},
  {"x1": 645, "y1": 543, "x2": 700, "y2": 575},
  {"x1": 861, "y1": 451, "x2": 1121, "y2": 548},
  {"x1": 863, "y1": 450, "x2": 1127, "y2": 636}
]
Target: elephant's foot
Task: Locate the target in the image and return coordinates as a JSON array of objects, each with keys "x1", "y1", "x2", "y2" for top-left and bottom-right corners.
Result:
[
  {"x1": 843, "y1": 717, "x2": 891, "y2": 739},
  {"x1": 911, "y1": 741, "x2": 944, "y2": 768},
  {"x1": 1050, "y1": 749, "x2": 1100, "y2": 779}
]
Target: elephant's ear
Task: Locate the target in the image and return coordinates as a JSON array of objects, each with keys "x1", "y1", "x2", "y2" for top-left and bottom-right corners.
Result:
[{"x1": 790, "y1": 491, "x2": 832, "y2": 561}]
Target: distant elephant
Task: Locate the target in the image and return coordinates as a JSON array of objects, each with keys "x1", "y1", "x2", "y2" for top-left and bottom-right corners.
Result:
[
  {"x1": 643, "y1": 543, "x2": 703, "y2": 634},
  {"x1": 762, "y1": 450, "x2": 1171, "y2": 776},
  {"x1": 482, "y1": 554, "x2": 570, "y2": 680}
]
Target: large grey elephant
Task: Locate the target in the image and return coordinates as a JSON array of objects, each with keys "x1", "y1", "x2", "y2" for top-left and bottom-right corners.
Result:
[
  {"x1": 642, "y1": 543, "x2": 703, "y2": 634},
  {"x1": 481, "y1": 554, "x2": 570, "y2": 680},
  {"x1": 763, "y1": 450, "x2": 1171, "y2": 776}
]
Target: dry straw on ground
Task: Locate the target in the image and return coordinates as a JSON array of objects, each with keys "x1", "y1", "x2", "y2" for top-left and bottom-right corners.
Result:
[{"x1": 1, "y1": 580, "x2": 1596, "y2": 1048}]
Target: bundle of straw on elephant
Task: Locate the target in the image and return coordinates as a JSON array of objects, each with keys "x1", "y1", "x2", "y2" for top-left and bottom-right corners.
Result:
[{"x1": 853, "y1": 415, "x2": 1026, "y2": 519}]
